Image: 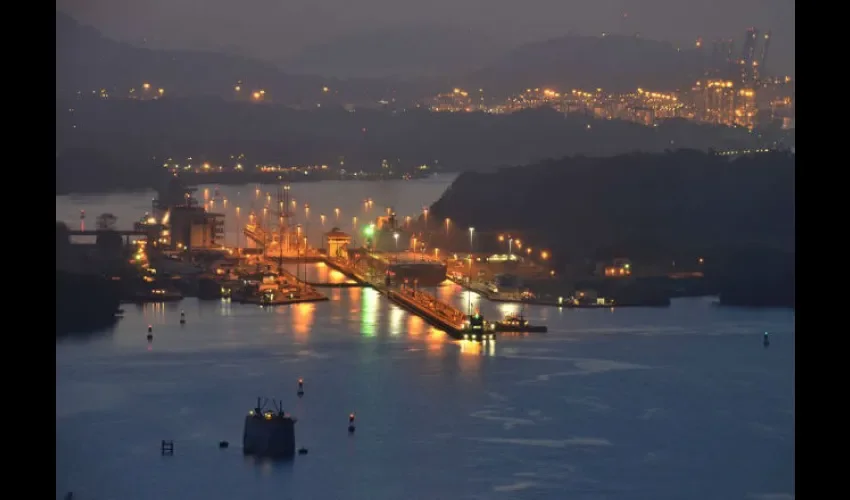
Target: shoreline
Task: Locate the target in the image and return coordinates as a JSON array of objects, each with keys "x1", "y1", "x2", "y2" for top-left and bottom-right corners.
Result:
[{"x1": 56, "y1": 172, "x2": 447, "y2": 197}]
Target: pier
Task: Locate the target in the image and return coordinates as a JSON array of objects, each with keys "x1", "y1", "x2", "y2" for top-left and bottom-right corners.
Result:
[
  {"x1": 322, "y1": 257, "x2": 467, "y2": 337},
  {"x1": 386, "y1": 286, "x2": 466, "y2": 337}
]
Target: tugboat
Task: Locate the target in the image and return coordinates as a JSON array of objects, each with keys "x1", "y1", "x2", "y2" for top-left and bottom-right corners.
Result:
[
  {"x1": 462, "y1": 312, "x2": 495, "y2": 342},
  {"x1": 132, "y1": 287, "x2": 183, "y2": 303},
  {"x1": 492, "y1": 312, "x2": 547, "y2": 333}
]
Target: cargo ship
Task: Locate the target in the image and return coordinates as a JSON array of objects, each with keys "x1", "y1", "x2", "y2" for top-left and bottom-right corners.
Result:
[
  {"x1": 355, "y1": 209, "x2": 447, "y2": 286},
  {"x1": 357, "y1": 251, "x2": 448, "y2": 287}
]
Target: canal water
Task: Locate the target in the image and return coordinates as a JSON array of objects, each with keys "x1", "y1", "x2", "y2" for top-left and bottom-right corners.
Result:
[
  {"x1": 56, "y1": 175, "x2": 458, "y2": 248},
  {"x1": 56, "y1": 180, "x2": 795, "y2": 500}
]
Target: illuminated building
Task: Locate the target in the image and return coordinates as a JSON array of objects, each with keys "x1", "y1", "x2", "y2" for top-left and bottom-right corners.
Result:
[
  {"x1": 429, "y1": 88, "x2": 473, "y2": 112},
  {"x1": 170, "y1": 206, "x2": 225, "y2": 250},
  {"x1": 694, "y1": 80, "x2": 736, "y2": 125},
  {"x1": 502, "y1": 88, "x2": 565, "y2": 113},
  {"x1": 597, "y1": 258, "x2": 633, "y2": 278},
  {"x1": 325, "y1": 229, "x2": 352, "y2": 259},
  {"x1": 629, "y1": 89, "x2": 684, "y2": 125},
  {"x1": 735, "y1": 88, "x2": 757, "y2": 128},
  {"x1": 738, "y1": 28, "x2": 760, "y2": 85}
]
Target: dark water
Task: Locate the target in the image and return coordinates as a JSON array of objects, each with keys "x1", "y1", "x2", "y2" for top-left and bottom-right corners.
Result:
[
  {"x1": 56, "y1": 175, "x2": 457, "y2": 248},
  {"x1": 56, "y1": 180, "x2": 794, "y2": 499},
  {"x1": 57, "y1": 275, "x2": 794, "y2": 500}
]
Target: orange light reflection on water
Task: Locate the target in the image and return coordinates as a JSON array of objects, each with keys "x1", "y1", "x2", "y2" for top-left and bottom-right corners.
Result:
[
  {"x1": 141, "y1": 302, "x2": 168, "y2": 323},
  {"x1": 406, "y1": 315, "x2": 425, "y2": 336},
  {"x1": 459, "y1": 339, "x2": 496, "y2": 357},
  {"x1": 426, "y1": 328, "x2": 446, "y2": 355},
  {"x1": 292, "y1": 303, "x2": 315, "y2": 340}
]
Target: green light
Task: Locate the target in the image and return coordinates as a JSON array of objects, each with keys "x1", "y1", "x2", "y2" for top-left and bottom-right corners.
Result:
[{"x1": 363, "y1": 224, "x2": 375, "y2": 237}]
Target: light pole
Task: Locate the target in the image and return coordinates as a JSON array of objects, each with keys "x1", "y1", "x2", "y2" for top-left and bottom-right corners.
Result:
[
  {"x1": 393, "y1": 232, "x2": 399, "y2": 252},
  {"x1": 468, "y1": 226, "x2": 475, "y2": 273},
  {"x1": 296, "y1": 224, "x2": 302, "y2": 284},
  {"x1": 235, "y1": 206, "x2": 241, "y2": 252},
  {"x1": 468, "y1": 227, "x2": 475, "y2": 315}
]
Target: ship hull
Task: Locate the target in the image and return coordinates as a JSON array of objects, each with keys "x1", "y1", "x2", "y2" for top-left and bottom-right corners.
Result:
[
  {"x1": 388, "y1": 263, "x2": 448, "y2": 287},
  {"x1": 358, "y1": 252, "x2": 448, "y2": 287}
]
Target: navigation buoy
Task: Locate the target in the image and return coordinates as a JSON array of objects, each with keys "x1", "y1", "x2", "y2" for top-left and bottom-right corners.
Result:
[
  {"x1": 298, "y1": 447, "x2": 308, "y2": 455},
  {"x1": 297, "y1": 378, "x2": 304, "y2": 397},
  {"x1": 763, "y1": 332, "x2": 770, "y2": 347},
  {"x1": 148, "y1": 324, "x2": 153, "y2": 333},
  {"x1": 348, "y1": 413, "x2": 356, "y2": 433},
  {"x1": 180, "y1": 311, "x2": 186, "y2": 325}
]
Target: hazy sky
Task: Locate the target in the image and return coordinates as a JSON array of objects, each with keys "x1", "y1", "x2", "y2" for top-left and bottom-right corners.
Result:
[{"x1": 58, "y1": 0, "x2": 795, "y2": 75}]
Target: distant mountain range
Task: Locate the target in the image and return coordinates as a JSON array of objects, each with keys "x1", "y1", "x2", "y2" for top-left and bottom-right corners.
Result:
[
  {"x1": 280, "y1": 26, "x2": 514, "y2": 80},
  {"x1": 461, "y1": 35, "x2": 705, "y2": 95},
  {"x1": 57, "y1": 11, "x2": 718, "y2": 101}
]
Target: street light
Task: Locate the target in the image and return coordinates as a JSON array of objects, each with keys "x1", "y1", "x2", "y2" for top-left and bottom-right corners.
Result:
[
  {"x1": 393, "y1": 232, "x2": 399, "y2": 252},
  {"x1": 235, "y1": 206, "x2": 241, "y2": 251},
  {"x1": 445, "y1": 218, "x2": 451, "y2": 235},
  {"x1": 320, "y1": 214, "x2": 326, "y2": 226},
  {"x1": 335, "y1": 207, "x2": 340, "y2": 220},
  {"x1": 467, "y1": 227, "x2": 475, "y2": 314}
]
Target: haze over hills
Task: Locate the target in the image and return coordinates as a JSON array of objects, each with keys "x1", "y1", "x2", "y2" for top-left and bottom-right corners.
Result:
[
  {"x1": 281, "y1": 26, "x2": 515, "y2": 79},
  {"x1": 55, "y1": 11, "x2": 406, "y2": 104},
  {"x1": 462, "y1": 34, "x2": 705, "y2": 95},
  {"x1": 57, "y1": 11, "x2": 728, "y2": 101}
]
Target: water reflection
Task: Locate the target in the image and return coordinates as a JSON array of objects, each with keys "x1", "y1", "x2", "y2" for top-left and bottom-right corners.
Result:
[
  {"x1": 389, "y1": 305, "x2": 404, "y2": 336},
  {"x1": 140, "y1": 302, "x2": 169, "y2": 323},
  {"x1": 292, "y1": 303, "x2": 315, "y2": 339},
  {"x1": 459, "y1": 339, "x2": 496, "y2": 357},
  {"x1": 283, "y1": 263, "x2": 354, "y2": 285},
  {"x1": 219, "y1": 297, "x2": 233, "y2": 316},
  {"x1": 406, "y1": 315, "x2": 425, "y2": 336},
  {"x1": 360, "y1": 288, "x2": 379, "y2": 337},
  {"x1": 346, "y1": 286, "x2": 362, "y2": 309},
  {"x1": 426, "y1": 329, "x2": 446, "y2": 355},
  {"x1": 459, "y1": 289, "x2": 481, "y2": 315}
]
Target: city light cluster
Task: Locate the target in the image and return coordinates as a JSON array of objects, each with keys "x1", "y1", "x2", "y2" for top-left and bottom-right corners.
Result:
[{"x1": 426, "y1": 77, "x2": 793, "y2": 130}]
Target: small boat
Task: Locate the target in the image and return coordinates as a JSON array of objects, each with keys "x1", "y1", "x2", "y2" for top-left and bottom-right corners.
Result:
[
  {"x1": 492, "y1": 313, "x2": 547, "y2": 333},
  {"x1": 460, "y1": 313, "x2": 496, "y2": 341},
  {"x1": 132, "y1": 288, "x2": 183, "y2": 303}
]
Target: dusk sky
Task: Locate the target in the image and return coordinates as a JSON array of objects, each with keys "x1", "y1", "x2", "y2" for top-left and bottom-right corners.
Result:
[{"x1": 58, "y1": 0, "x2": 795, "y2": 75}]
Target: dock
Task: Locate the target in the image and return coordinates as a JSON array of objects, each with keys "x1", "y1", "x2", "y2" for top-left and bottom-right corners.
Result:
[
  {"x1": 322, "y1": 257, "x2": 467, "y2": 337},
  {"x1": 448, "y1": 276, "x2": 520, "y2": 302},
  {"x1": 386, "y1": 287, "x2": 466, "y2": 338},
  {"x1": 236, "y1": 266, "x2": 329, "y2": 305},
  {"x1": 447, "y1": 275, "x2": 669, "y2": 308}
]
